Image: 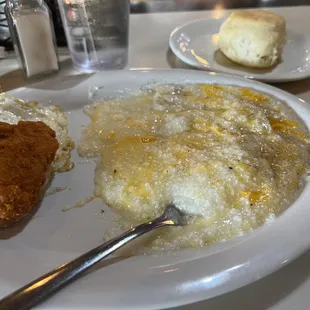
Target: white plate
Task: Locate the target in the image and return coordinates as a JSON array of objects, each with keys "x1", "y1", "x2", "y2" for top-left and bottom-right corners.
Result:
[
  {"x1": 1, "y1": 69, "x2": 310, "y2": 310},
  {"x1": 169, "y1": 18, "x2": 310, "y2": 83}
]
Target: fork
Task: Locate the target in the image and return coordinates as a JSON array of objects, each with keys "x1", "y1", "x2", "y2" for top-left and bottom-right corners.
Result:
[{"x1": 0, "y1": 204, "x2": 187, "y2": 310}]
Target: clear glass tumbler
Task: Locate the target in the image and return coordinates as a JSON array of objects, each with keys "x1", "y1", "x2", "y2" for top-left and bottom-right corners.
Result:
[{"x1": 57, "y1": 0, "x2": 129, "y2": 72}]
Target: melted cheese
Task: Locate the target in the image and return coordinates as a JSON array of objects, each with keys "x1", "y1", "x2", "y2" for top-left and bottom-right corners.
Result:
[{"x1": 78, "y1": 83, "x2": 310, "y2": 249}]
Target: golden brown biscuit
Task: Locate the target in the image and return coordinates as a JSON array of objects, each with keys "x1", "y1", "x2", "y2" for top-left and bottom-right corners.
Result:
[{"x1": 218, "y1": 10, "x2": 286, "y2": 68}]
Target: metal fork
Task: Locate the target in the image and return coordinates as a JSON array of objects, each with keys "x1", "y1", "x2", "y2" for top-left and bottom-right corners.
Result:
[{"x1": 0, "y1": 204, "x2": 187, "y2": 310}]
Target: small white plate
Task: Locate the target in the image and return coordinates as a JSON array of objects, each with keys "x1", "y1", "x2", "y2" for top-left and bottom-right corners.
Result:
[
  {"x1": 169, "y1": 18, "x2": 310, "y2": 83},
  {"x1": 1, "y1": 69, "x2": 310, "y2": 310}
]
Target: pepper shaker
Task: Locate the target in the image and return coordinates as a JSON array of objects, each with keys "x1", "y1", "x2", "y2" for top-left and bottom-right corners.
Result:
[{"x1": 5, "y1": 0, "x2": 60, "y2": 78}]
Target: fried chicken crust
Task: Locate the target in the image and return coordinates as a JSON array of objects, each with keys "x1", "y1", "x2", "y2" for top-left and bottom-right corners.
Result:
[{"x1": 0, "y1": 121, "x2": 59, "y2": 226}]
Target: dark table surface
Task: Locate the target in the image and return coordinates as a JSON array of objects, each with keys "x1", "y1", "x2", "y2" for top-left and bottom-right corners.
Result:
[
  {"x1": 130, "y1": 0, "x2": 310, "y2": 13},
  {"x1": 1, "y1": 0, "x2": 309, "y2": 49}
]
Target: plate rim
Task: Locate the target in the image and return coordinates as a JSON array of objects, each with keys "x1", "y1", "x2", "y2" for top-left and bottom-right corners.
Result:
[
  {"x1": 169, "y1": 18, "x2": 310, "y2": 83},
  {"x1": 4, "y1": 69, "x2": 310, "y2": 309}
]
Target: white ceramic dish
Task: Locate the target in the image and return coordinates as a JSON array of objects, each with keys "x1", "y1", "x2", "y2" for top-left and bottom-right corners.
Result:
[
  {"x1": 169, "y1": 18, "x2": 310, "y2": 83},
  {"x1": 1, "y1": 69, "x2": 310, "y2": 310}
]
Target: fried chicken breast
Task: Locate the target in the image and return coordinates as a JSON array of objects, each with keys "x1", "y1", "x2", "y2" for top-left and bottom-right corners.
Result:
[{"x1": 0, "y1": 121, "x2": 59, "y2": 226}]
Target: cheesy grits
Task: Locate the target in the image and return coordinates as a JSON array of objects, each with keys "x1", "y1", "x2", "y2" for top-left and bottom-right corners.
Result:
[{"x1": 78, "y1": 84, "x2": 310, "y2": 249}]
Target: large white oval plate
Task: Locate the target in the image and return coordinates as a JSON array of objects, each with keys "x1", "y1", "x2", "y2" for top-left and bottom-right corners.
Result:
[
  {"x1": 169, "y1": 18, "x2": 310, "y2": 83},
  {"x1": 1, "y1": 69, "x2": 310, "y2": 310}
]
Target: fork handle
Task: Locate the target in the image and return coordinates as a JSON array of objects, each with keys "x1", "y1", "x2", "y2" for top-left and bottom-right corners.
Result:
[{"x1": 0, "y1": 218, "x2": 169, "y2": 310}]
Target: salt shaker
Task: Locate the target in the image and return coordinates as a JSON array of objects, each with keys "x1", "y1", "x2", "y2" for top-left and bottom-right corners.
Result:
[{"x1": 5, "y1": 0, "x2": 60, "y2": 78}]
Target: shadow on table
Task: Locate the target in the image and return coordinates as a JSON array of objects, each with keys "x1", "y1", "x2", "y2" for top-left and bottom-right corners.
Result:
[
  {"x1": 167, "y1": 48, "x2": 195, "y2": 71},
  {"x1": 167, "y1": 249, "x2": 310, "y2": 310},
  {"x1": 27, "y1": 72, "x2": 95, "y2": 91},
  {"x1": 1, "y1": 68, "x2": 30, "y2": 92},
  {"x1": 166, "y1": 48, "x2": 310, "y2": 98},
  {"x1": 275, "y1": 78, "x2": 310, "y2": 98},
  {"x1": 1, "y1": 59, "x2": 94, "y2": 92}
]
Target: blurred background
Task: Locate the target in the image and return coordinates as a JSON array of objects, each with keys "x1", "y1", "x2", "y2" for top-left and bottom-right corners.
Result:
[{"x1": 1, "y1": 0, "x2": 309, "y2": 50}]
